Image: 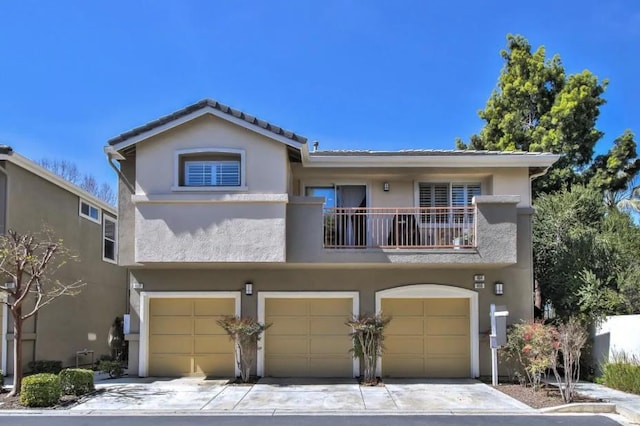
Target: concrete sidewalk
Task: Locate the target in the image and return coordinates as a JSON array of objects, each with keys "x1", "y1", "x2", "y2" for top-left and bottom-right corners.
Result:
[
  {"x1": 61, "y1": 376, "x2": 535, "y2": 415},
  {"x1": 565, "y1": 382, "x2": 640, "y2": 424}
]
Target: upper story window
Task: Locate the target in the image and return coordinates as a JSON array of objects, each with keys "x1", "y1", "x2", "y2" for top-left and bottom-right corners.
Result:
[
  {"x1": 79, "y1": 199, "x2": 101, "y2": 223},
  {"x1": 173, "y1": 148, "x2": 247, "y2": 191},
  {"x1": 418, "y1": 182, "x2": 480, "y2": 224},
  {"x1": 103, "y1": 215, "x2": 117, "y2": 263}
]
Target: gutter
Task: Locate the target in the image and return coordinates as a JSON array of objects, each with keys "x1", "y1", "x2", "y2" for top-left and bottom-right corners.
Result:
[{"x1": 103, "y1": 146, "x2": 135, "y2": 194}]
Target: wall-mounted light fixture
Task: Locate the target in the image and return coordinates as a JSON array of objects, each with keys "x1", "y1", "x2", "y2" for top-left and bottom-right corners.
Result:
[
  {"x1": 132, "y1": 282, "x2": 144, "y2": 290},
  {"x1": 383, "y1": 182, "x2": 390, "y2": 192},
  {"x1": 494, "y1": 282, "x2": 504, "y2": 296},
  {"x1": 245, "y1": 282, "x2": 253, "y2": 296}
]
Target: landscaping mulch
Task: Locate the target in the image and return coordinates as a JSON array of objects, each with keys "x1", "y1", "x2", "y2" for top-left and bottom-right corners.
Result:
[
  {"x1": 492, "y1": 383, "x2": 603, "y2": 409},
  {"x1": 0, "y1": 388, "x2": 101, "y2": 410}
]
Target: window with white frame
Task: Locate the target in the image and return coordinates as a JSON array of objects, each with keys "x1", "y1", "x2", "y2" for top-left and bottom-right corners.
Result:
[
  {"x1": 418, "y1": 182, "x2": 480, "y2": 223},
  {"x1": 79, "y1": 199, "x2": 101, "y2": 223},
  {"x1": 103, "y1": 216, "x2": 117, "y2": 263},
  {"x1": 174, "y1": 148, "x2": 246, "y2": 190}
]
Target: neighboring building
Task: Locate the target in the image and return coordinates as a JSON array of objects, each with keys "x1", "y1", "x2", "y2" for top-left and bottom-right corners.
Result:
[
  {"x1": 0, "y1": 146, "x2": 127, "y2": 373},
  {"x1": 106, "y1": 99, "x2": 559, "y2": 379}
]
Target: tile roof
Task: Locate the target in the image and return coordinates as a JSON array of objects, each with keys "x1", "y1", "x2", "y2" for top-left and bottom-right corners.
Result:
[
  {"x1": 108, "y1": 98, "x2": 308, "y2": 146},
  {"x1": 310, "y1": 149, "x2": 557, "y2": 156}
]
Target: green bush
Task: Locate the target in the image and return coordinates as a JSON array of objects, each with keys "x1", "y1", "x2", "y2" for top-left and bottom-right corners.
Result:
[
  {"x1": 19, "y1": 373, "x2": 61, "y2": 407},
  {"x1": 600, "y1": 353, "x2": 640, "y2": 395},
  {"x1": 59, "y1": 368, "x2": 95, "y2": 396},
  {"x1": 0, "y1": 370, "x2": 4, "y2": 389},
  {"x1": 28, "y1": 360, "x2": 63, "y2": 374},
  {"x1": 98, "y1": 360, "x2": 124, "y2": 378}
]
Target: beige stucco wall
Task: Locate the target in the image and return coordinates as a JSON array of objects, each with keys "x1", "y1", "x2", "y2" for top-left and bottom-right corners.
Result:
[
  {"x1": 135, "y1": 114, "x2": 288, "y2": 195},
  {"x1": 134, "y1": 201, "x2": 286, "y2": 263},
  {"x1": 126, "y1": 262, "x2": 533, "y2": 377},
  {"x1": 3, "y1": 162, "x2": 127, "y2": 372}
]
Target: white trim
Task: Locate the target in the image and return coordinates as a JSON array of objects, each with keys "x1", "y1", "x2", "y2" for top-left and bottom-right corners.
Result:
[
  {"x1": 173, "y1": 147, "x2": 246, "y2": 190},
  {"x1": 1, "y1": 292, "x2": 7, "y2": 375},
  {"x1": 138, "y1": 291, "x2": 242, "y2": 378},
  {"x1": 257, "y1": 291, "x2": 360, "y2": 378},
  {"x1": 131, "y1": 193, "x2": 287, "y2": 204},
  {"x1": 102, "y1": 215, "x2": 118, "y2": 264},
  {"x1": 375, "y1": 284, "x2": 479, "y2": 378},
  {"x1": 0, "y1": 152, "x2": 116, "y2": 215},
  {"x1": 79, "y1": 199, "x2": 101, "y2": 224},
  {"x1": 110, "y1": 107, "x2": 304, "y2": 152}
]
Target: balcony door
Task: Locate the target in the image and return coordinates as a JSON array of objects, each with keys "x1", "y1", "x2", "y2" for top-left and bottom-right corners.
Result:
[{"x1": 306, "y1": 185, "x2": 367, "y2": 247}]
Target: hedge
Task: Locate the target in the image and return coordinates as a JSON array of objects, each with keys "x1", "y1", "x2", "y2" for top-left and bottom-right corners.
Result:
[
  {"x1": 20, "y1": 373, "x2": 61, "y2": 407},
  {"x1": 59, "y1": 368, "x2": 95, "y2": 396}
]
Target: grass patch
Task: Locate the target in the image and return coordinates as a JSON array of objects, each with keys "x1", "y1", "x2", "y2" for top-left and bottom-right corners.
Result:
[{"x1": 599, "y1": 352, "x2": 640, "y2": 395}]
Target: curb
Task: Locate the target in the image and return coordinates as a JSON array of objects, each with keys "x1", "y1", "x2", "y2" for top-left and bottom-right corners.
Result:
[
  {"x1": 539, "y1": 403, "x2": 616, "y2": 414},
  {"x1": 617, "y1": 404, "x2": 640, "y2": 424}
]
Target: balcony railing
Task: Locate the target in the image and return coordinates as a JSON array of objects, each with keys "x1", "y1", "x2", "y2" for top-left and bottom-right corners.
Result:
[{"x1": 322, "y1": 206, "x2": 476, "y2": 249}]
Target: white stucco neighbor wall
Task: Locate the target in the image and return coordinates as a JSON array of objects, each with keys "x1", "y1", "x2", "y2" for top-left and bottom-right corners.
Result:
[{"x1": 593, "y1": 315, "x2": 640, "y2": 367}]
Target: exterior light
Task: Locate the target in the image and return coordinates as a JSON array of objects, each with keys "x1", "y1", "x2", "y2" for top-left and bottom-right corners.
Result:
[
  {"x1": 494, "y1": 282, "x2": 504, "y2": 296},
  {"x1": 245, "y1": 282, "x2": 253, "y2": 296},
  {"x1": 383, "y1": 182, "x2": 390, "y2": 192}
]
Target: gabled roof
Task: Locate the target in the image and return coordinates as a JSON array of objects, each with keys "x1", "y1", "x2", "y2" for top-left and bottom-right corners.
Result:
[
  {"x1": 0, "y1": 146, "x2": 117, "y2": 215},
  {"x1": 108, "y1": 98, "x2": 308, "y2": 151}
]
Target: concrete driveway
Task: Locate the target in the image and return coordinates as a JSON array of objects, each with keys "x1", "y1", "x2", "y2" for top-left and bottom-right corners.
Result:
[{"x1": 70, "y1": 377, "x2": 534, "y2": 414}]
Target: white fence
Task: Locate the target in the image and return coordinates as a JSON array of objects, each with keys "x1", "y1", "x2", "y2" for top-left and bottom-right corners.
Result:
[{"x1": 592, "y1": 315, "x2": 640, "y2": 371}]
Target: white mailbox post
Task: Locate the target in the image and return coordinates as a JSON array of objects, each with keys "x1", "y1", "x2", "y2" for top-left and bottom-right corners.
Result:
[{"x1": 490, "y1": 304, "x2": 509, "y2": 386}]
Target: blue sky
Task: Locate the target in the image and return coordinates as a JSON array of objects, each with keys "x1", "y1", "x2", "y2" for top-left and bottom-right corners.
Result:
[{"x1": 1, "y1": 1, "x2": 639, "y2": 187}]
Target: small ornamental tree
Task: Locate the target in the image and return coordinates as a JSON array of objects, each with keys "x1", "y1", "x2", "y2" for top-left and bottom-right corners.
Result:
[
  {"x1": 346, "y1": 314, "x2": 391, "y2": 385},
  {"x1": 0, "y1": 229, "x2": 85, "y2": 397},
  {"x1": 217, "y1": 316, "x2": 270, "y2": 382},
  {"x1": 551, "y1": 318, "x2": 588, "y2": 403},
  {"x1": 501, "y1": 321, "x2": 558, "y2": 390}
]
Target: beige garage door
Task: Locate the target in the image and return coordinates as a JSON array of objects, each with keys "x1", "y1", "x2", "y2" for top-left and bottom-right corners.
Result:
[
  {"x1": 148, "y1": 298, "x2": 235, "y2": 377},
  {"x1": 265, "y1": 298, "x2": 353, "y2": 377},
  {"x1": 382, "y1": 298, "x2": 470, "y2": 378}
]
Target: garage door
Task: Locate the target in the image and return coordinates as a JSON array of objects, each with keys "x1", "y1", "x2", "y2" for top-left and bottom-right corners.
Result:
[
  {"x1": 382, "y1": 298, "x2": 470, "y2": 378},
  {"x1": 264, "y1": 298, "x2": 353, "y2": 377},
  {"x1": 148, "y1": 298, "x2": 235, "y2": 377}
]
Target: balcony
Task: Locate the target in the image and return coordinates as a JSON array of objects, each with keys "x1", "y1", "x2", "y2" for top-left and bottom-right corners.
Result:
[
  {"x1": 321, "y1": 207, "x2": 476, "y2": 249},
  {"x1": 286, "y1": 195, "x2": 520, "y2": 265}
]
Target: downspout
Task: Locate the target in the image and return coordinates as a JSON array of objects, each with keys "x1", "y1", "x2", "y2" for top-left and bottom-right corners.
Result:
[{"x1": 103, "y1": 146, "x2": 134, "y2": 193}]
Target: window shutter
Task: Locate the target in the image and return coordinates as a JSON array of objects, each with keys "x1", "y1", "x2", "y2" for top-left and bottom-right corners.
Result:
[
  {"x1": 419, "y1": 183, "x2": 449, "y2": 207},
  {"x1": 467, "y1": 184, "x2": 481, "y2": 205},
  {"x1": 185, "y1": 161, "x2": 240, "y2": 186}
]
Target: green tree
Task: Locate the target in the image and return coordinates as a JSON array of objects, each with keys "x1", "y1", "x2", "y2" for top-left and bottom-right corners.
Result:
[{"x1": 457, "y1": 34, "x2": 639, "y2": 195}]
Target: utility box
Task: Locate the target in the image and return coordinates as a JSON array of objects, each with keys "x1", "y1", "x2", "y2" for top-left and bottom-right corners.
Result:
[{"x1": 490, "y1": 304, "x2": 508, "y2": 348}]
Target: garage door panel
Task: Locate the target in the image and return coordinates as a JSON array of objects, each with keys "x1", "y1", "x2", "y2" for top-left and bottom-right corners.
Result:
[
  {"x1": 309, "y1": 317, "x2": 349, "y2": 334},
  {"x1": 385, "y1": 336, "x2": 424, "y2": 354},
  {"x1": 150, "y1": 317, "x2": 192, "y2": 335},
  {"x1": 309, "y1": 298, "x2": 351, "y2": 316},
  {"x1": 426, "y1": 317, "x2": 469, "y2": 335},
  {"x1": 382, "y1": 299, "x2": 423, "y2": 316},
  {"x1": 150, "y1": 336, "x2": 192, "y2": 354},
  {"x1": 194, "y1": 336, "x2": 233, "y2": 354},
  {"x1": 309, "y1": 358, "x2": 352, "y2": 377},
  {"x1": 148, "y1": 297, "x2": 236, "y2": 377},
  {"x1": 264, "y1": 297, "x2": 353, "y2": 377},
  {"x1": 382, "y1": 357, "x2": 424, "y2": 377},
  {"x1": 309, "y1": 336, "x2": 352, "y2": 354},
  {"x1": 266, "y1": 299, "x2": 307, "y2": 316},
  {"x1": 149, "y1": 356, "x2": 192, "y2": 376},
  {"x1": 151, "y1": 299, "x2": 192, "y2": 316},
  {"x1": 424, "y1": 299, "x2": 468, "y2": 316},
  {"x1": 425, "y1": 358, "x2": 469, "y2": 377},
  {"x1": 386, "y1": 317, "x2": 424, "y2": 335},
  {"x1": 194, "y1": 299, "x2": 234, "y2": 316},
  {"x1": 194, "y1": 354, "x2": 235, "y2": 377},
  {"x1": 268, "y1": 318, "x2": 309, "y2": 335},
  {"x1": 267, "y1": 357, "x2": 308, "y2": 377},
  {"x1": 427, "y1": 336, "x2": 469, "y2": 355},
  {"x1": 194, "y1": 318, "x2": 227, "y2": 335}
]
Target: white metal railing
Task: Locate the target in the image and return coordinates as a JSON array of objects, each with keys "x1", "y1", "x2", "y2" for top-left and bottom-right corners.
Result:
[{"x1": 322, "y1": 206, "x2": 476, "y2": 249}]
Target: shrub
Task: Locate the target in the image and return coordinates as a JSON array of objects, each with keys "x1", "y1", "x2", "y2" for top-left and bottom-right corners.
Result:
[
  {"x1": 98, "y1": 360, "x2": 124, "y2": 378},
  {"x1": 19, "y1": 373, "x2": 61, "y2": 407},
  {"x1": 217, "y1": 316, "x2": 270, "y2": 382},
  {"x1": 59, "y1": 368, "x2": 95, "y2": 396},
  {"x1": 0, "y1": 370, "x2": 4, "y2": 389},
  {"x1": 600, "y1": 352, "x2": 640, "y2": 395},
  {"x1": 501, "y1": 320, "x2": 557, "y2": 389},
  {"x1": 550, "y1": 317, "x2": 588, "y2": 403},
  {"x1": 28, "y1": 360, "x2": 63, "y2": 375},
  {"x1": 346, "y1": 314, "x2": 391, "y2": 385}
]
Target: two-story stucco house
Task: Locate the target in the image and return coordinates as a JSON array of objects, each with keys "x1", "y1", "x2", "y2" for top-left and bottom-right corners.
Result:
[
  {"x1": 105, "y1": 99, "x2": 559, "y2": 379},
  {"x1": 0, "y1": 146, "x2": 127, "y2": 374}
]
